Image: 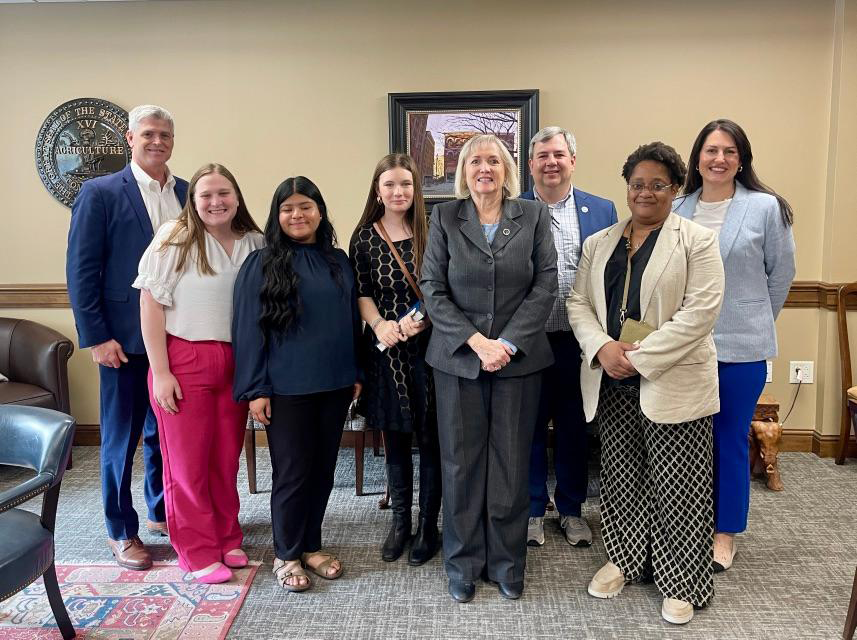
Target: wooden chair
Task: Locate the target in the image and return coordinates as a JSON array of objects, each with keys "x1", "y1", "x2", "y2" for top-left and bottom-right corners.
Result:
[
  {"x1": 343, "y1": 408, "x2": 382, "y2": 496},
  {"x1": 845, "y1": 565, "x2": 857, "y2": 639},
  {"x1": 244, "y1": 411, "x2": 381, "y2": 495},
  {"x1": 243, "y1": 417, "x2": 262, "y2": 494},
  {"x1": 836, "y1": 283, "x2": 857, "y2": 465}
]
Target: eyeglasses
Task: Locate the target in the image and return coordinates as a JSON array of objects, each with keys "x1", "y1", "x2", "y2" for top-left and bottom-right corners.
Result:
[{"x1": 627, "y1": 182, "x2": 673, "y2": 194}]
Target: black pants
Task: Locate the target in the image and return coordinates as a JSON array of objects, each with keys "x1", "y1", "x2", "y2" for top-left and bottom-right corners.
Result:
[
  {"x1": 434, "y1": 369, "x2": 541, "y2": 583},
  {"x1": 266, "y1": 386, "x2": 353, "y2": 561},
  {"x1": 384, "y1": 425, "x2": 442, "y2": 519}
]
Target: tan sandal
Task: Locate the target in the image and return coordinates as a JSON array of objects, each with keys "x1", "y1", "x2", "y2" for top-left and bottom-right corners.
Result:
[
  {"x1": 301, "y1": 551, "x2": 343, "y2": 580},
  {"x1": 273, "y1": 558, "x2": 312, "y2": 592}
]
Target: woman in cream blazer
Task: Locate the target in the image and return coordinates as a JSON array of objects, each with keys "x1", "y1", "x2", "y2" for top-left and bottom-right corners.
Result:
[{"x1": 567, "y1": 142, "x2": 724, "y2": 625}]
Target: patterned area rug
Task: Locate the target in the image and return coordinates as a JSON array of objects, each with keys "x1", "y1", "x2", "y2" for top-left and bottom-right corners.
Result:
[{"x1": 0, "y1": 562, "x2": 259, "y2": 639}]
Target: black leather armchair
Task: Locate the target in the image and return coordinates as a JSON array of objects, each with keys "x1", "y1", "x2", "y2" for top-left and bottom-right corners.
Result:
[
  {"x1": 0, "y1": 317, "x2": 75, "y2": 467},
  {"x1": 0, "y1": 317, "x2": 74, "y2": 414},
  {"x1": 0, "y1": 405, "x2": 76, "y2": 639}
]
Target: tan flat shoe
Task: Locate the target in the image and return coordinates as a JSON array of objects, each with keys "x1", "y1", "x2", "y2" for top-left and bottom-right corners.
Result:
[
  {"x1": 587, "y1": 561, "x2": 625, "y2": 599},
  {"x1": 273, "y1": 558, "x2": 311, "y2": 592},
  {"x1": 713, "y1": 537, "x2": 737, "y2": 573},
  {"x1": 301, "y1": 550, "x2": 343, "y2": 580},
  {"x1": 662, "y1": 598, "x2": 694, "y2": 624}
]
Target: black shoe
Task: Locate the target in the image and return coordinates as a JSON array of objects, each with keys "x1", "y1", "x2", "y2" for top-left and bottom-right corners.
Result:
[
  {"x1": 448, "y1": 580, "x2": 476, "y2": 603},
  {"x1": 497, "y1": 581, "x2": 524, "y2": 600},
  {"x1": 381, "y1": 461, "x2": 413, "y2": 562},
  {"x1": 381, "y1": 516, "x2": 411, "y2": 562},
  {"x1": 408, "y1": 516, "x2": 439, "y2": 566}
]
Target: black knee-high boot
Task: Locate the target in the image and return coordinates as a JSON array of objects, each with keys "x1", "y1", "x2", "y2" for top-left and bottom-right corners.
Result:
[
  {"x1": 381, "y1": 462, "x2": 413, "y2": 562},
  {"x1": 408, "y1": 448, "x2": 442, "y2": 566}
]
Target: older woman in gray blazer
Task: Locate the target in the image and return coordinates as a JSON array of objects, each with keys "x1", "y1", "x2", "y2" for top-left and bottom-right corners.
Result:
[
  {"x1": 568, "y1": 142, "x2": 724, "y2": 625},
  {"x1": 674, "y1": 119, "x2": 795, "y2": 572},
  {"x1": 420, "y1": 134, "x2": 557, "y2": 603}
]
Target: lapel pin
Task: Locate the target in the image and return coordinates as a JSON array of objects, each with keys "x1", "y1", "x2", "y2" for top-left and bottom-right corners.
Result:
[
  {"x1": 502, "y1": 228, "x2": 510, "y2": 236},
  {"x1": 581, "y1": 206, "x2": 589, "y2": 214}
]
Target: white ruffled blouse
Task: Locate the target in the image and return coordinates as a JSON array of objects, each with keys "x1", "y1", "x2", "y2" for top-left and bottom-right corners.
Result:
[{"x1": 133, "y1": 220, "x2": 265, "y2": 342}]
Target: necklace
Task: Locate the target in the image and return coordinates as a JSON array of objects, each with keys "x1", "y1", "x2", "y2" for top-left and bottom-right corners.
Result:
[
  {"x1": 625, "y1": 221, "x2": 664, "y2": 252},
  {"x1": 625, "y1": 224, "x2": 642, "y2": 251}
]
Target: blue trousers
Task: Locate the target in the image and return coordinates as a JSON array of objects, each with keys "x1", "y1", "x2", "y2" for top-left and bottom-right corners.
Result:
[
  {"x1": 529, "y1": 331, "x2": 587, "y2": 518},
  {"x1": 99, "y1": 353, "x2": 165, "y2": 540},
  {"x1": 714, "y1": 360, "x2": 766, "y2": 533}
]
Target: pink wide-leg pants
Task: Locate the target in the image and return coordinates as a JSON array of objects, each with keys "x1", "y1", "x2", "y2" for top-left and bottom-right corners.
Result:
[{"x1": 148, "y1": 335, "x2": 247, "y2": 571}]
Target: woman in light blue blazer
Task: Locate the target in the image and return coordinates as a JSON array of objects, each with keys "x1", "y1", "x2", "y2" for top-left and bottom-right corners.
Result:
[{"x1": 674, "y1": 119, "x2": 795, "y2": 573}]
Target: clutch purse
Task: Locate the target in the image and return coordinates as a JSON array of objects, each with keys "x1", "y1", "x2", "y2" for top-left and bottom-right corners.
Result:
[{"x1": 619, "y1": 318, "x2": 656, "y2": 344}]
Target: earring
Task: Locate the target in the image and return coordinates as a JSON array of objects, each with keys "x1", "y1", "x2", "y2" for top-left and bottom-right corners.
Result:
[
  {"x1": 696, "y1": 166, "x2": 701, "y2": 172},
  {"x1": 376, "y1": 196, "x2": 382, "y2": 204},
  {"x1": 738, "y1": 165, "x2": 743, "y2": 172}
]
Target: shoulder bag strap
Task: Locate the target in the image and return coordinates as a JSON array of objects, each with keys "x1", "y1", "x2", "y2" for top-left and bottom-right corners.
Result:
[{"x1": 374, "y1": 221, "x2": 423, "y2": 301}]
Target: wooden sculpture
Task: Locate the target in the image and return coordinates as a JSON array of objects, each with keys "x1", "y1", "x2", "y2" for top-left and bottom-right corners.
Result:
[{"x1": 749, "y1": 394, "x2": 784, "y2": 491}]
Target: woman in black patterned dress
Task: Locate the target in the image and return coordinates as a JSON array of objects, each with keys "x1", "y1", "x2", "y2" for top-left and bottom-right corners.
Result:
[{"x1": 349, "y1": 153, "x2": 441, "y2": 566}]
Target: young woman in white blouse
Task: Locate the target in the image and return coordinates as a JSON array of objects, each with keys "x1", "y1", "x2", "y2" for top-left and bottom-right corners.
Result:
[{"x1": 135, "y1": 163, "x2": 264, "y2": 584}]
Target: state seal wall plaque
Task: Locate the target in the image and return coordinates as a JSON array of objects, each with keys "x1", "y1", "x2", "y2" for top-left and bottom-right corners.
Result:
[{"x1": 35, "y1": 98, "x2": 131, "y2": 207}]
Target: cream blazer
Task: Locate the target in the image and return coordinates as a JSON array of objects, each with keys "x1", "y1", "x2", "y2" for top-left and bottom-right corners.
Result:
[{"x1": 567, "y1": 212, "x2": 725, "y2": 424}]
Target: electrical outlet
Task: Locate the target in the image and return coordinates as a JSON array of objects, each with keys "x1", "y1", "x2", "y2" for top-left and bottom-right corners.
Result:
[
  {"x1": 789, "y1": 360, "x2": 814, "y2": 384},
  {"x1": 766, "y1": 361, "x2": 772, "y2": 383}
]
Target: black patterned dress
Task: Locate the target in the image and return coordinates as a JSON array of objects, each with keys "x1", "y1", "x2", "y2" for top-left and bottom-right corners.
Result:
[{"x1": 349, "y1": 224, "x2": 435, "y2": 434}]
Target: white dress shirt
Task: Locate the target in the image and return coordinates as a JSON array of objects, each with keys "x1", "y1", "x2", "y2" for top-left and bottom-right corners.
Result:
[
  {"x1": 133, "y1": 220, "x2": 266, "y2": 342},
  {"x1": 130, "y1": 160, "x2": 183, "y2": 233},
  {"x1": 535, "y1": 187, "x2": 581, "y2": 332}
]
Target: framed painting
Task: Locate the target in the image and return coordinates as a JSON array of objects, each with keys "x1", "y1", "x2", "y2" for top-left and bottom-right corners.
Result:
[{"x1": 388, "y1": 90, "x2": 539, "y2": 204}]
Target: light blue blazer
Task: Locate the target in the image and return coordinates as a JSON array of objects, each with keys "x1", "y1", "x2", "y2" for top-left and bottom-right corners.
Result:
[{"x1": 673, "y1": 182, "x2": 795, "y2": 362}]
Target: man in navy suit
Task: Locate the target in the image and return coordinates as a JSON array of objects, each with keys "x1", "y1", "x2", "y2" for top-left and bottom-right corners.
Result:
[
  {"x1": 67, "y1": 105, "x2": 188, "y2": 570},
  {"x1": 520, "y1": 126, "x2": 617, "y2": 549}
]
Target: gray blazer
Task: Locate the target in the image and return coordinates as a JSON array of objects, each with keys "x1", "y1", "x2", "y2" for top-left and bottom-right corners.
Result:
[
  {"x1": 420, "y1": 197, "x2": 558, "y2": 379},
  {"x1": 673, "y1": 183, "x2": 795, "y2": 362}
]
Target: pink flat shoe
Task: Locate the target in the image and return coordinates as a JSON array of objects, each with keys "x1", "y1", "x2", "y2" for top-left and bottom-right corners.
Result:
[
  {"x1": 224, "y1": 549, "x2": 248, "y2": 569},
  {"x1": 190, "y1": 562, "x2": 233, "y2": 584}
]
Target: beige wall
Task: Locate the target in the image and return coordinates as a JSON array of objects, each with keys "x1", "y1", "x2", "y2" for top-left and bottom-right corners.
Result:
[{"x1": 1, "y1": 0, "x2": 855, "y2": 436}]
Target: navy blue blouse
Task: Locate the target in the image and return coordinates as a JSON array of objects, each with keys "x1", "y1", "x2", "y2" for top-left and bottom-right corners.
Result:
[{"x1": 232, "y1": 243, "x2": 362, "y2": 401}]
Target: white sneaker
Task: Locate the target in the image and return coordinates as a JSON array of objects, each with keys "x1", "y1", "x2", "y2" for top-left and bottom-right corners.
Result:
[
  {"x1": 587, "y1": 561, "x2": 625, "y2": 599},
  {"x1": 662, "y1": 598, "x2": 694, "y2": 624},
  {"x1": 527, "y1": 516, "x2": 545, "y2": 547},
  {"x1": 560, "y1": 515, "x2": 593, "y2": 547}
]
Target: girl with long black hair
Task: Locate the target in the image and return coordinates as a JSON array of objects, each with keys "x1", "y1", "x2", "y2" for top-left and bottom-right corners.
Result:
[{"x1": 232, "y1": 176, "x2": 362, "y2": 592}]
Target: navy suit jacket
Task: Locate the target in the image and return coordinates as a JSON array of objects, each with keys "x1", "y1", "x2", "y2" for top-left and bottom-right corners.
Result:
[
  {"x1": 519, "y1": 186, "x2": 618, "y2": 246},
  {"x1": 66, "y1": 164, "x2": 188, "y2": 353}
]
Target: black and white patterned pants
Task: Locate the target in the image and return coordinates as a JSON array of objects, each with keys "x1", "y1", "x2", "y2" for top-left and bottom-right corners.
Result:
[{"x1": 597, "y1": 384, "x2": 714, "y2": 607}]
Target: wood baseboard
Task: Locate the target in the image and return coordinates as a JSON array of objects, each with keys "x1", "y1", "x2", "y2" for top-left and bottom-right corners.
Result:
[{"x1": 811, "y1": 432, "x2": 857, "y2": 458}]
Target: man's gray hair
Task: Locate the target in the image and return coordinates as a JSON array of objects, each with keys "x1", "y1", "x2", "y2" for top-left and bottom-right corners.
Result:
[
  {"x1": 128, "y1": 105, "x2": 175, "y2": 133},
  {"x1": 528, "y1": 126, "x2": 576, "y2": 157}
]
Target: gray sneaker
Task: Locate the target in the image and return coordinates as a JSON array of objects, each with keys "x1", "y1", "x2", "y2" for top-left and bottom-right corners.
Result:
[
  {"x1": 527, "y1": 516, "x2": 545, "y2": 546},
  {"x1": 560, "y1": 515, "x2": 592, "y2": 547}
]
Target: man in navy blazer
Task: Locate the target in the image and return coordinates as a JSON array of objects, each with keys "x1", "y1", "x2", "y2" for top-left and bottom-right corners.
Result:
[
  {"x1": 66, "y1": 105, "x2": 188, "y2": 570},
  {"x1": 520, "y1": 126, "x2": 617, "y2": 549}
]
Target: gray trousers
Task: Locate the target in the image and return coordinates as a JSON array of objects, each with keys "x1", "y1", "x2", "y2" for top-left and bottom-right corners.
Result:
[{"x1": 434, "y1": 369, "x2": 541, "y2": 583}]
